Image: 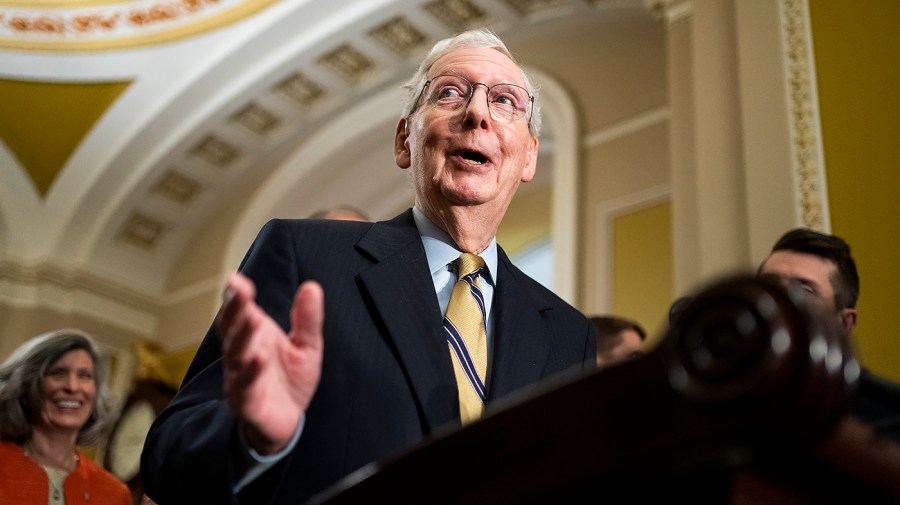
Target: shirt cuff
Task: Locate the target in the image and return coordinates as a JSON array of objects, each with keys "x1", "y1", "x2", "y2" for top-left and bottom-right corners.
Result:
[{"x1": 232, "y1": 415, "x2": 305, "y2": 493}]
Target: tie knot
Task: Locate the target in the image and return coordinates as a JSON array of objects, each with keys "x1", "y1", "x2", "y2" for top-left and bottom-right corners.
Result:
[{"x1": 456, "y1": 253, "x2": 485, "y2": 280}]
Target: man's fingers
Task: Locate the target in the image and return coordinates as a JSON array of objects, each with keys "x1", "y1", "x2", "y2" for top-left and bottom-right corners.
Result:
[
  {"x1": 289, "y1": 280, "x2": 324, "y2": 351},
  {"x1": 218, "y1": 273, "x2": 264, "y2": 364},
  {"x1": 217, "y1": 273, "x2": 256, "y2": 338},
  {"x1": 226, "y1": 273, "x2": 257, "y2": 308}
]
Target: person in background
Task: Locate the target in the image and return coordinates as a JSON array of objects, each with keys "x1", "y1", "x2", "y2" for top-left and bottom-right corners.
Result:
[
  {"x1": 142, "y1": 28, "x2": 596, "y2": 505},
  {"x1": 758, "y1": 228, "x2": 900, "y2": 443},
  {"x1": 308, "y1": 204, "x2": 370, "y2": 222},
  {"x1": 0, "y1": 329, "x2": 131, "y2": 505},
  {"x1": 590, "y1": 315, "x2": 646, "y2": 368}
]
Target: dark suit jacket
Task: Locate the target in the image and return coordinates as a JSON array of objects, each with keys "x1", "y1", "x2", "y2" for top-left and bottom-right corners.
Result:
[
  {"x1": 141, "y1": 210, "x2": 596, "y2": 505},
  {"x1": 853, "y1": 368, "x2": 900, "y2": 444}
]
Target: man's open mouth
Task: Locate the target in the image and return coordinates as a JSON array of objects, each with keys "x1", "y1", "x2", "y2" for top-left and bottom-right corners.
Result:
[{"x1": 459, "y1": 150, "x2": 489, "y2": 164}]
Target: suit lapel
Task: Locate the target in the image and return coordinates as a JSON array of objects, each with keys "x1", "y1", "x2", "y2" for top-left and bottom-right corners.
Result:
[
  {"x1": 356, "y1": 211, "x2": 459, "y2": 431},
  {"x1": 488, "y1": 249, "x2": 553, "y2": 400}
]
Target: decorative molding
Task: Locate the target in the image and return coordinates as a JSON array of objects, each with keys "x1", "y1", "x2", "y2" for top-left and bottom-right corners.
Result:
[
  {"x1": 780, "y1": 0, "x2": 829, "y2": 232},
  {"x1": 642, "y1": 0, "x2": 691, "y2": 23},
  {"x1": 164, "y1": 275, "x2": 222, "y2": 306},
  {"x1": 0, "y1": 260, "x2": 160, "y2": 336},
  {"x1": 583, "y1": 106, "x2": 669, "y2": 148},
  {"x1": 0, "y1": 258, "x2": 218, "y2": 343}
]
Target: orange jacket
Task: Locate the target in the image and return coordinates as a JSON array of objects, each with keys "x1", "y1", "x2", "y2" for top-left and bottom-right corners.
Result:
[{"x1": 0, "y1": 440, "x2": 131, "y2": 505}]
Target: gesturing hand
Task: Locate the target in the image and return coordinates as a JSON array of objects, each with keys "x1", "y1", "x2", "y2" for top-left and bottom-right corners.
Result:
[{"x1": 216, "y1": 272, "x2": 324, "y2": 455}]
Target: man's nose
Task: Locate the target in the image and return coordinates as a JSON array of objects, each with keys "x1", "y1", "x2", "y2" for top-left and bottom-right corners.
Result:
[
  {"x1": 463, "y1": 84, "x2": 491, "y2": 127},
  {"x1": 774, "y1": 278, "x2": 792, "y2": 291}
]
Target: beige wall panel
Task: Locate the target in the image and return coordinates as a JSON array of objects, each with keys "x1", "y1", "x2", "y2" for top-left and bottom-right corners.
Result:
[
  {"x1": 508, "y1": 11, "x2": 667, "y2": 132},
  {"x1": 585, "y1": 121, "x2": 670, "y2": 202}
]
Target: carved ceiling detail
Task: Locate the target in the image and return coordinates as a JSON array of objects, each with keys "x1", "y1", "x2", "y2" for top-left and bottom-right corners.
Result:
[
  {"x1": 0, "y1": 0, "x2": 277, "y2": 50},
  {"x1": 119, "y1": 212, "x2": 166, "y2": 250}
]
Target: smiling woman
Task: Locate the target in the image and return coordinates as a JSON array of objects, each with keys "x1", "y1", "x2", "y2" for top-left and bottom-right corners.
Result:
[{"x1": 0, "y1": 329, "x2": 131, "y2": 505}]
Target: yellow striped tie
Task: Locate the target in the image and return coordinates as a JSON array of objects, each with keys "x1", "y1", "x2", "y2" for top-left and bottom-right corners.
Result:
[{"x1": 444, "y1": 253, "x2": 488, "y2": 423}]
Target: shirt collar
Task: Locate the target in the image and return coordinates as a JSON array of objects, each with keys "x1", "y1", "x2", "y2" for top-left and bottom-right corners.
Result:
[{"x1": 412, "y1": 206, "x2": 498, "y2": 285}]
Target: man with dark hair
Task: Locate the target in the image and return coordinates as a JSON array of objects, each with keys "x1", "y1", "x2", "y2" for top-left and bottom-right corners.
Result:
[
  {"x1": 761, "y1": 227, "x2": 860, "y2": 323},
  {"x1": 759, "y1": 227, "x2": 900, "y2": 443},
  {"x1": 590, "y1": 315, "x2": 646, "y2": 368}
]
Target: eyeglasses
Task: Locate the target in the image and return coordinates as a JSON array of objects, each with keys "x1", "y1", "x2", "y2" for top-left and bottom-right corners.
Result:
[{"x1": 411, "y1": 74, "x2": 534, "y2": 124}]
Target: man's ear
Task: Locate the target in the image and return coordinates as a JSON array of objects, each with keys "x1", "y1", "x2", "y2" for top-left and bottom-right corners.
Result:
[
  {"x1": 394, "y1": 118, "x2": 411, "y2": 169},
  {"x1": 520, "y1": 136, "x2": 538, "y2": 182},
  {"x1": 840, "y1": 307, "x2": 858, "y2": 336}
]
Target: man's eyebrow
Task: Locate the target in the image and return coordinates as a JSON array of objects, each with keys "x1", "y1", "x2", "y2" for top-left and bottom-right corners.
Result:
[{"x1": 759, "y1": 272, "x2": 820, "y2": 289}]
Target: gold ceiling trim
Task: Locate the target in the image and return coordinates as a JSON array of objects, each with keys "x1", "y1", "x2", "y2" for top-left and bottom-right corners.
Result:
[
  {"x1": 0, "y1": 1, "x2": 123, "y2": 6},
  {"x1": 0, "y1": 0, "x2": 277, "y2": 52}
]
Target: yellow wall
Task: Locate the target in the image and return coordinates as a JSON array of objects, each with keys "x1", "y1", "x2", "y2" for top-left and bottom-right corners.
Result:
[
  {"x1": 612, "y1": 201, "x2": 673, "y2": 344},
  {"x1": 810, "y1": 0, "x2": 900, "y2": 381},
  {"x1": 162, "y1": 346, "x2": 200, "y2": 386}
]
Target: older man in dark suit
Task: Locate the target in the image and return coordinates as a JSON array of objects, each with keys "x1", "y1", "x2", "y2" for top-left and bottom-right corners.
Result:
[{"x1": 142, "y1": 28, "x2": 596, "y2": 505}]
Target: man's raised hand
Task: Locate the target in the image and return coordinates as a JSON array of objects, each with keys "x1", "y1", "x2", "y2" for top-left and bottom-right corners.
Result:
[{"x1": 216, "y1": 272, "x2": 324, "y2": 455}]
